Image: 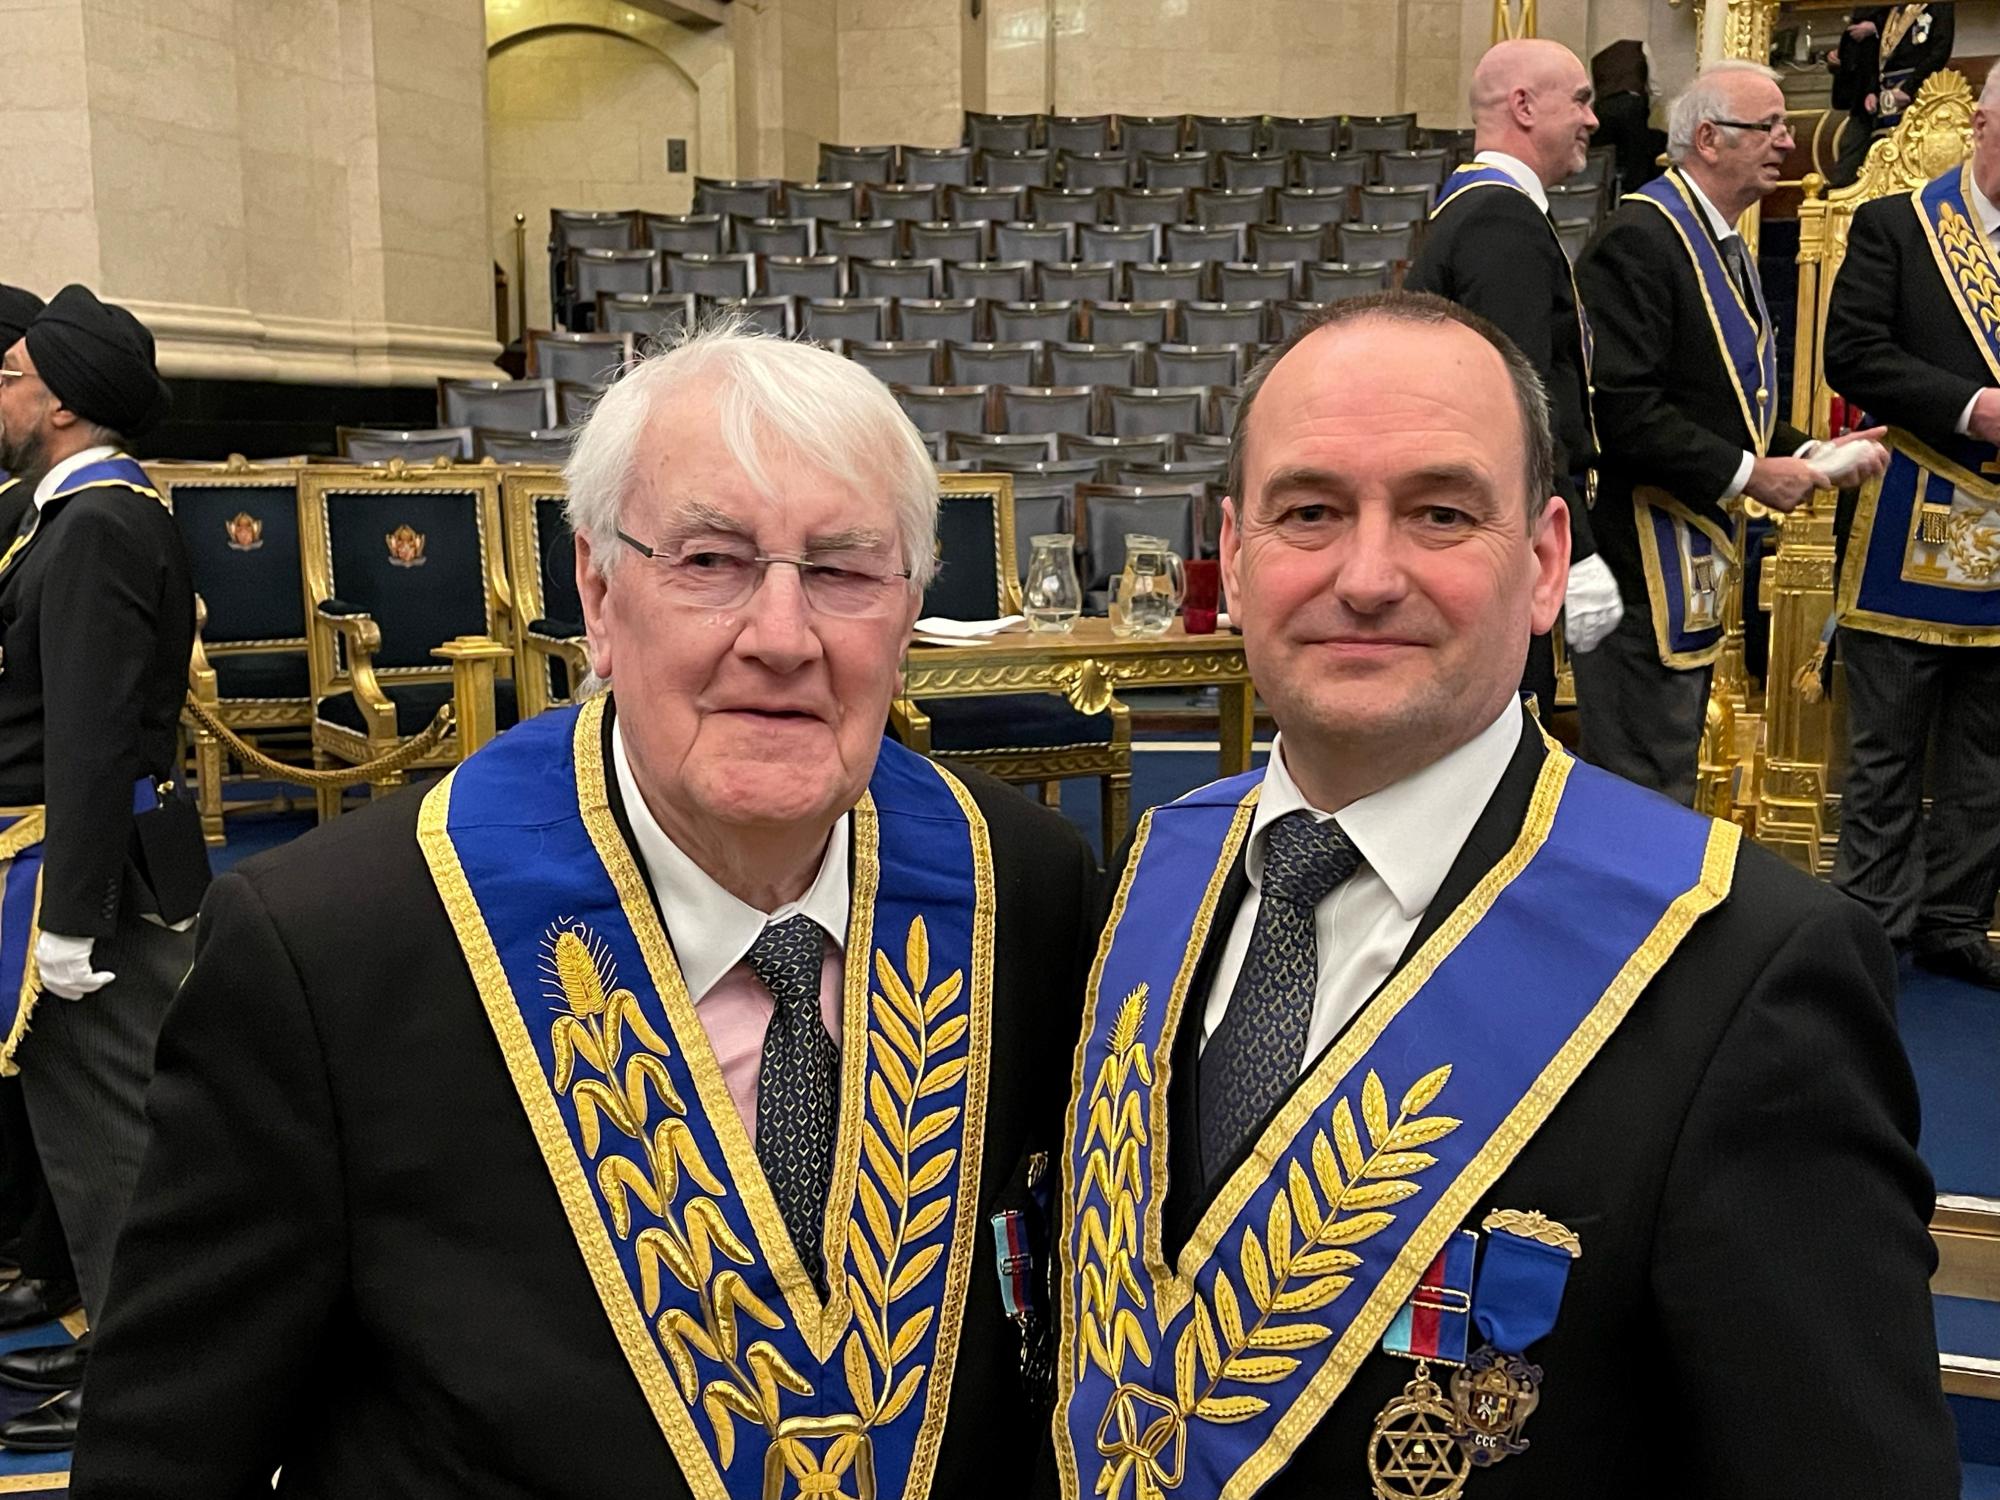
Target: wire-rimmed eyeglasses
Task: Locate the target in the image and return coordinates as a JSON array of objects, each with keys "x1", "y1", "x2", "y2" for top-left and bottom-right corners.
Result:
[{"x1": 615, "y1": 530, "x2": 913, "y2": 619}]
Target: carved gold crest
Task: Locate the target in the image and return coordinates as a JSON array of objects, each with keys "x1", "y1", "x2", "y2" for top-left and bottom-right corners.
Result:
[
  {"x1": 224, "y1": 511, "x2": 264, "y2": 552},
  {"x1": 385, "y1": 523, "x2": 428, "y2": 568}
]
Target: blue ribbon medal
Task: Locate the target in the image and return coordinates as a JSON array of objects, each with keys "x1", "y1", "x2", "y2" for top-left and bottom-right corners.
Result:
[{"x1": 1448, "y1": 1210, "x2": 1582, "y2": 1469}]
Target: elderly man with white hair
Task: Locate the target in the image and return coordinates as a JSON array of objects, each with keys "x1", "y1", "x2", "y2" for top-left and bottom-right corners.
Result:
[
  {"x1": 1575, "y1": 60, "x2": 1889, "y2": 803},
  {"x1": 1823, "y1": 59, "x2": 2000, "y2": 989},
  {"x1": 68, "y1": 324, "x2": 1101, "y2": 1498}
]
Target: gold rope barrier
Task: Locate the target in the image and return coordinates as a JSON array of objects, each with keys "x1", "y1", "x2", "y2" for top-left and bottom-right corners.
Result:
[{"x1": 183, "y1": 696, "x2": 455, "y2": 789}]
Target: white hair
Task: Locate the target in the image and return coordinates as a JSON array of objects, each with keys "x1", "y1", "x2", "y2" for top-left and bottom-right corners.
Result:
[
  {"x1": 1981, "y1": 64, "x2": 2000, "y2": 110},
  {"x1": 1666, "y1": 59, "x2": 1783, "y2": 163},
  {"x1": 563, "y1": 316, "x2": 939, "y2": 588}
]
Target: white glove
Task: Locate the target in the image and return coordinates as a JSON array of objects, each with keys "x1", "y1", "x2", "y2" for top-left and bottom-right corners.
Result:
[
  {"x1": 34, "y1": 932, "x2": 114, "y2": 1000},
  {"x1": 1563, "y1": 554, "x2": 1625, "y2": 654},
  {"x1": 1804, "y1": 435, "x2": 1887, "y2": 488}
]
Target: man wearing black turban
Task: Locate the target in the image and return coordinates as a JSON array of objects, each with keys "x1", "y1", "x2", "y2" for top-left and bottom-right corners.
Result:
[
  {"x1": 0, "y1": 286, "x2": 207, "y2": 1451},
  {"x1": 0, "y1": 285, "x2": 45, "y2": 539}
]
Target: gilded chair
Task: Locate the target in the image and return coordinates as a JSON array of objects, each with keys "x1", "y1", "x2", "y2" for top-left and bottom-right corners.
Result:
[
  {"x1": 299, "y1": 464, "x2": 516, "y2": 820},
  {"x1": 500, "y1": 468, "x2": 590, "y2": 720},
  {"x1": 155, "y1": 458, "x2": 314, "y2": 843},
  {"x1": 890, "y1": 473, "x2": 1131, "y2": 852}
]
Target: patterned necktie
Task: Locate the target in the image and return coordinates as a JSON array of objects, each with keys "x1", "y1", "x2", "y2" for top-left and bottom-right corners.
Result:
[
  {"x1": 1721, "y1": 235, "x2": 1765, "y2": 329},
  {"x1": 749, "y1": 915, "x2": 839, "y2": 1293},
  {"x1": 1198, "y1": 812, "x2": 1362, "y2": 1185}
]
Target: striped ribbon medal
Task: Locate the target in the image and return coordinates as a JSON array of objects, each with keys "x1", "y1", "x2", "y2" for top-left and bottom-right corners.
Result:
[{"x1": 1369, "y1": 1230, "x2": 1478, "y2": 1500}]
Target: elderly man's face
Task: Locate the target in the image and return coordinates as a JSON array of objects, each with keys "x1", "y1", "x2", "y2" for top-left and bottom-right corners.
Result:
[
  {"x1": 1973, "y1": 106, "x2": 2000, "y2": 204},
  {"x1": 0, "y1": 340, "x2": 53, "y2": 479},
  {"x1": 1700, "y1": 74, "x2": 1792, "y2": 206},
  {"x1": 577, "y1": 393, "x2": 921, "y2": 839},
  {"x1": 1221, "y1": 317, "x2": 1566, "y2": 770}
]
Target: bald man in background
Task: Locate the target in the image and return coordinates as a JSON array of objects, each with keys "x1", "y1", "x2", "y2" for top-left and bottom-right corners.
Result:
[{"x1": 1407, "y1": 39, "x2": 1624, "y2": 716}]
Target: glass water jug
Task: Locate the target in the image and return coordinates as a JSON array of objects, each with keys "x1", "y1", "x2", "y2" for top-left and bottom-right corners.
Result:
[
  {"x1": 1110, "y1": 534, "x2": 1185, "y2": 638},
  {"x1": 1023, "y1": 533, "x2": 1083, "y2": 633}
]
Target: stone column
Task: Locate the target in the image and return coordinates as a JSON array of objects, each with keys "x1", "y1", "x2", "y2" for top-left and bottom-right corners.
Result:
[{"x1": 0, "y1": 0, "x2": 500, "y2": 388}]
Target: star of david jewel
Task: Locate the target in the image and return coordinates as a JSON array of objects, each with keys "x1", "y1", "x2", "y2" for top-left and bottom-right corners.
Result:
[{"x1": 1369, "y1": 1364, "x2": 1472, "y2": 1500}]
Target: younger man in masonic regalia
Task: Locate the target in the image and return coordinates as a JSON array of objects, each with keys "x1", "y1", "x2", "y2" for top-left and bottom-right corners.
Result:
[
  {"x1": 72, "y1": 326, "x2": 1101, "y2": 1498},
  {"x1": 1824, "y1": 62, "x2": 2000, "y2": 987},
  {"x1": 1045, "y1": 294, "x2": 1958, "y2": 1500}
]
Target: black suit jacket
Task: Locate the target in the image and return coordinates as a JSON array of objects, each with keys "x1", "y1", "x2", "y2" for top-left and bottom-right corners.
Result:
[
  {"x1": 1405, "y1": 179, "x2": 1599, "y2": 560},
  {"x1": 1826, "y1": 188, "x2": 1989, "y2": 448},
  {"x1": 1825, "y1": 186, "x2": 1991, "y2": 562},
  {"x1": 1070, "y1": 715, "x2": 1956, "y2": 1498},
  {"x1": 72, "y1": 731, "x2": 1102, "y2": 1499},
  {"x1": 0, "y1": 467, "x2": 203, "y2": 936},
  {"x1": 1576, "y1": 184, "x2": 1810, "y2": 621}
]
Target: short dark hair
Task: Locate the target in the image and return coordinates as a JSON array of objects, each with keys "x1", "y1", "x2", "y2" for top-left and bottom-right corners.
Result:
[{"x1": 1225, "y1": 291, "x2": 1557, "y2": 527}]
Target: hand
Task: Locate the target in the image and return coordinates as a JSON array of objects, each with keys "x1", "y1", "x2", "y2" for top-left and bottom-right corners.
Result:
[
  {"x1": 1884, "y1": 87, "x2": 1910, "y2": 112},
  {"x1": 1563, "y1": 554, "x2": 1625, "y2": 654},
  {"x1": 1847, "y1": 18, "x2": 1878, "y2": 39},
  {"x1": 1865, "y1": 91, "x2": 1878, "y2": 113},
  {"x1": 34, "y1": 932, "x2": 114, "y2": 1001},
  {"x1": 1827, "y1": 45, "x2": 1841, "y2": 67},
  {"x1": 1742, "y1": 455, "x2": 1822, "y2": 512},
  {"x1": 1969, "y1": 389, "x2": 2000, "y2": 444},
  {"x1": 1805, "y1": 426, "x2": 1891, "y2": 487}
]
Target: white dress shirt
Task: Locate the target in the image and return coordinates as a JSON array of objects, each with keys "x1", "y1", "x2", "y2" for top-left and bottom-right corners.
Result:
[
  {"x1": 1471, "y1": 150, "x2": 1550, "y2": 213},
  {"x1": 611, "y1": 720, "x2": 850, "y2": 1000},
  {"x1": 30, "y1": 444, "x2": 117, "y2": 512},
  {"x1": 1956, "y1": 177, "x2": 2000, "y2": 437},
  {"x1": 1198, "y1": 703, "x2": 1524, "y2": 1075}
]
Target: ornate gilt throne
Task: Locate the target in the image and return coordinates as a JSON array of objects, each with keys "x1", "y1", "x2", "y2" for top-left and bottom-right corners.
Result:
[{"x1": 1755, "y1": 70, "x2": 1976, "y2": 872}]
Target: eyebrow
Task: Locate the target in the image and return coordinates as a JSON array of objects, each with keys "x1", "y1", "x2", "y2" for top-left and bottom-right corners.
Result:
[
  {"x1": 657, "y1": 502, "x2": 889, "y2": 554},
  {"x1": 1574, "y1": 85, "x2": 1596, "y2": 105},
  {"x1": 1259, "y1": 465, "x2": 1355, "y2": 505},
  {"x1": 1393, "y1": 463, "x2": 1498, "y2": 504}
]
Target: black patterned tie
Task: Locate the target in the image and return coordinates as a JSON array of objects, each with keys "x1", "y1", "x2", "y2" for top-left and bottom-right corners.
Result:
[
  {"x1": 750, "y1": 915, "x2": 839, "y2": 1293},
  {"x1": 1198, "y1": 812, "x2": 1361, "y2": 1184},
  {"x1": 1722, "y1": 235, "x2": 1765, "y2": 329}
]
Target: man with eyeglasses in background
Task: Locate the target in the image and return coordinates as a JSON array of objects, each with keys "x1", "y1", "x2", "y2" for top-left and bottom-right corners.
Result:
[
  {"x1": 1574, "y1": 61, "x2": 1889, "y2": 803},
  {"x1": 73, "y1": 321, "x2": 1101, "y2": 1498}
]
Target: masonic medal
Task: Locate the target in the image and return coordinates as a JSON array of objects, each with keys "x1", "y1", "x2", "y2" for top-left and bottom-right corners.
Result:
[
  {"x1": 1370, "y1": 1231, "x2": 1478, "y2": 1499},
  {"x1": 1448, "y1": 1210, "x2": 1581, "y2": 1469}
]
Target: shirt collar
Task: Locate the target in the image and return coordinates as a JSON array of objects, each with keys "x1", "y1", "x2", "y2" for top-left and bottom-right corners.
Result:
[
  {"x1": 1971, "y1": 175, "x2": 2000, "y2": 242},
  {"x1": 32, "y1": 445, "x2": 119, "y2": 511},
  {"x1": 611, "y1": 717, "x2": 851, "y2": 1001},
  {"x1": 1248, "y1": 701, "x2": 1525, "y2": 922},
  {"x1": 1472, "y1": 150, "x2": 1550, "y2": 213},
  {"x1": 1678, "y1": 170, "x2": 1740, "y2": 244}
]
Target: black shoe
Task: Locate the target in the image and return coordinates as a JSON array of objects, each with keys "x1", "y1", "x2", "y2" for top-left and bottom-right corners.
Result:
[
  {"x1": 0, "y1": 1336, "x2": 86, "y2": 1393},
  {"x1": 1913, "y1": 937, "x2": 2000, "y2": 990},
  {"x1": 0, "y1": 1277, "x2": 78, "y2": 1333},
  {"x1": 0, "y1": 1388, "x2": 78, "y2": 1452}
]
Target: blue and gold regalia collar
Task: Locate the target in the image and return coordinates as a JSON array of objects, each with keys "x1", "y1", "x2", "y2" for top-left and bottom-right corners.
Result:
[
  {"x1": 1912, "y1": 160, "x2": 2000, "y2": 385},
  {"x1": 1054, "y1": 737, "x2": 1739, "y2": 1500},
  {"x1": 1627, "y1": 168, "x2": 1778, "y2": 453},
  {"x1": 419, "y1": 694, "x2": 997, "y2": 1500}
]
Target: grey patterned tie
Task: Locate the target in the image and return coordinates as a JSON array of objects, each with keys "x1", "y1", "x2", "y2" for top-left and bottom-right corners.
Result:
[
  {"x1": 749, "y1": 915, "x2": 839, "y2": 1293},
  {"x1": 1721, "y1": 235, "x2": 1766, "y2": 329},
  {"x1": 1198, "y1": 812, "x2": 1362, "y2": 1184}
]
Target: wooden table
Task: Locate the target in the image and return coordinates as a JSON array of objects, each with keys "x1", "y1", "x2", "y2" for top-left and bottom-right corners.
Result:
[{"x1": 903, "y1": 618, "x2": 1256, "y2": 775}]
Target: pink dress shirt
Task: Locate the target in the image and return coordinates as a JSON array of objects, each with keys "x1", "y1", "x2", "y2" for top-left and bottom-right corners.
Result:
[{"x1": 612, "y1": 725, "x2": 848, "y2": 1146}]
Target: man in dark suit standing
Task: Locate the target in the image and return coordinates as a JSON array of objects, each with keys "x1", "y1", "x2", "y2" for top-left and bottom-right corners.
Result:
[
  {"x1": 1575, "y1": 61, "x2": 1888, "y2": 803},
  {"x1": 0, "y1": 287, "x2": 42, "y2": 542},
  {"x1": 73, "y1": 324, "x2": 1100, "y2": 1497},
  {"x1": 1045, "y1": 292, "x2": 1957, "y2": 1500},
  {"x1": 0, "y1": 287, "x2": 207, "y2": 1452},
  {"x1": 1823, "y1": 65, "x2": 2000, "y2": 987},
  {"x1": 1829, "y1": 5, "x2": 1956, "y2": 185},
  {"x1": 1407, "y1": 37, "x2": 1623, "y2": 714}
]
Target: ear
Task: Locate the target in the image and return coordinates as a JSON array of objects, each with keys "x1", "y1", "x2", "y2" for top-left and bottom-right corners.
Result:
[
  {"x1": 575, "y1": 532, "x2": 614, "y2": 681},
  {"x1": 1219, "y1": 496, "x2": 1243, "y2": 615},
  {"x1": 1510, "y1": 83, "x2": 1538, "y2": 131},
  {"x1": 1529, "y1": 493, "x2": 1571, "y2": 636}
]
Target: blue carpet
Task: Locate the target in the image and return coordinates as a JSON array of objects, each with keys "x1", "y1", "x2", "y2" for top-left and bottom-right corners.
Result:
[
  {"x1": 1900, "y1": 962, "x2": 2000, "y2": 1199},
  {"x1": 1966, "y1": 1463, "x2": 2000, "y2": 1500},
  {"x1": 1958, "y1": 1392, "x2": 2000, "y2": 1473}
]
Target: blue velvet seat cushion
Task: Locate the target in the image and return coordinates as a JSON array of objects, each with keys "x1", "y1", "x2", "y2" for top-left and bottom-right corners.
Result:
[
  {"x1": 918, "y1": 692, "x2": 1113, "y2": 751},
  {"x1": 212, "y1": 650, "x2": 312, "y2": 702},
  {"x1": 317, "y1": 678, "x2": 519, "y2": 738}
]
